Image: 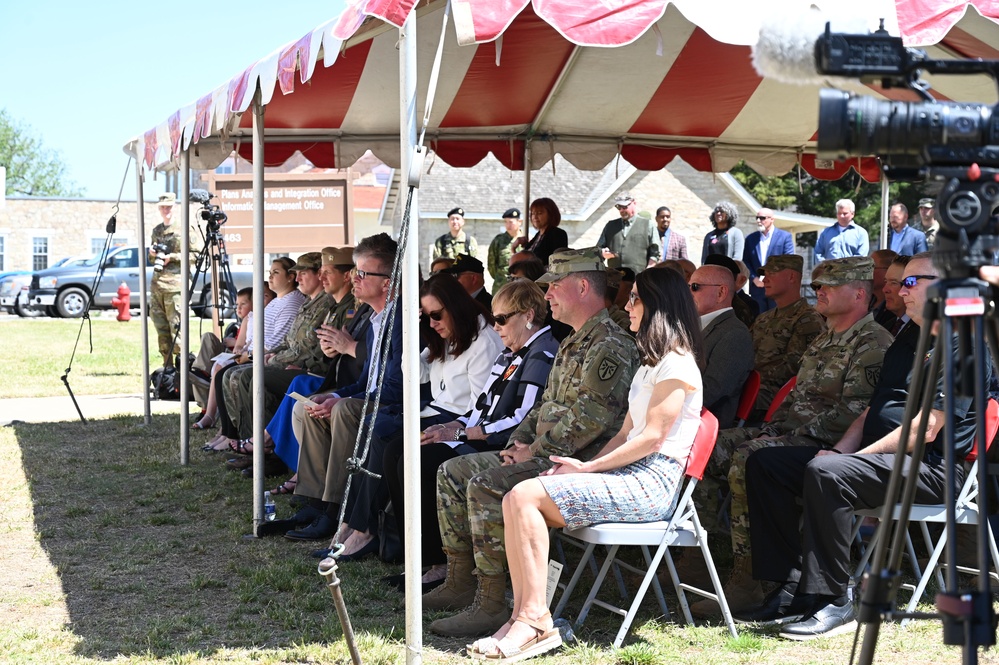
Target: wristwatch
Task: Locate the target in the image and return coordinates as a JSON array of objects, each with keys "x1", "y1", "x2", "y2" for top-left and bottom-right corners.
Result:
[{"x1": 455, "y1": 427, "x2": 468, "y2": 442}]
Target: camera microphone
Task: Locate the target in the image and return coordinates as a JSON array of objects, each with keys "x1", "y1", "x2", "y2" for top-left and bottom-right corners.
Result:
[
  {"x1": 752, "y1": 14, "x2": 875, "y2": 85},
  {"x1": 190, "y1": 189, "x2": 212, "y2": 205}
]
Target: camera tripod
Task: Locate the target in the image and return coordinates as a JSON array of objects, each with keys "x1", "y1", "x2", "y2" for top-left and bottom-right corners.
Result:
[
  {"x1": 854, "y1": 267, "x2": 999, "y2": 664},
  {"x1": 151, "y1": 219, "x2": 237, "y2": 400}
]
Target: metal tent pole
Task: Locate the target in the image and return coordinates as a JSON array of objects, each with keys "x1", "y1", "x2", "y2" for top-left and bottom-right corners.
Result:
[
  {"x1": 252, "y1": 90, "x2": 266, "y2": 531},
  {"x1": 179, "y1": 150, "x2": 191, "y2": 465},
  {"x1": 401, "y1": 10, "x2": 423, "y2": 665},
  {"x1": 880, "y1": 173, "x2": 889, "y2": 249},
  {"x1": 135, "y1": 162, "x2": 151, "y2": 424}
]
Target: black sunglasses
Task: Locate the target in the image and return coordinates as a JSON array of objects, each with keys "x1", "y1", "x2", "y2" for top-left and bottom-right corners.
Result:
[
  {"x1": 902, "y1": 275, "x2": 936, "y2": 288},
  {"x1": 493, "y1": 311, "x2": 521, "y2": 326},
  {"x1": 356, "y1": 269, "x2": 390, "y2": 280},
  {"x1": 689, "y1": 282, "x2": 722, "y2": 292},
  {"x1": 425, "y1": 308, "x2": 445, "y2": 322}
]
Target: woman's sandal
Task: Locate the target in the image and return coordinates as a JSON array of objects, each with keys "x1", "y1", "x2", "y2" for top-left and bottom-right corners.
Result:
[
  {"x1": 229, "y1": 438, "x2": 274, "y2": 456},
  {"x1": 191, "y1": 417, "x2": 215, "y2": 430},
  {"x1": 467, "y1": 620, "x2": 514, "y2": 660},
  {"x1": 271, "y1": 478, "x2": 297, "y2": 495},
  {"x1": 480, "y1": 613, "x2": 561, "y2": 663}
]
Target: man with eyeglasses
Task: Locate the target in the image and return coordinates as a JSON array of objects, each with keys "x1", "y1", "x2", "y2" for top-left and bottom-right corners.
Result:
[
  {"x1": 427, "y1": 247, "x2": 638, "y2": 638},
  {"x1": 688, "y1": 264, "x2": 754, "y2": 431},
  {"x1": 690, "y1": 256, "x2": 892, "y2": 619},
  {"x1": 285, "y1": 234, "x2": 405, "y2": 541},
  {"x1": 597, "y1": 192, "x2": 660, "y2": 275},
  {"x1": 742, "y1": 252, "x2": 990, "y2": 640},
  {"x1": 743, "y1": 208, "x2": 794, "y2": 313}
]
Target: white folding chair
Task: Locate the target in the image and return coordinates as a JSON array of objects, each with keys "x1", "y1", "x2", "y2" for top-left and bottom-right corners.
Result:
[
  {"x1": 552, "y1": 409, "x2": 737, "y2": 647},
  {"x1": 852, "y1": 398, "x2": 999, "y2": 622}
]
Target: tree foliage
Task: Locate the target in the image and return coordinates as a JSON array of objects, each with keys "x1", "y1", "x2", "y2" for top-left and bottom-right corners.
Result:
[
  {"x1": 0, "y1": 109, "x2": 82, "y2": 197},
  {"x1": 729, "y1": 161, "x2": 927, "y2": 247}
]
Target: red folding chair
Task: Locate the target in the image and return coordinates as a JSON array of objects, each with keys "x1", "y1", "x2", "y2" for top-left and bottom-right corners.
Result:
[{"x1": 735, "y1": 369, "x2": 761, "y2": 427}]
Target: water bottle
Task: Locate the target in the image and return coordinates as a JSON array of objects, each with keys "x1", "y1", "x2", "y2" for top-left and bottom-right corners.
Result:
[{"x1": 264, "y1": 491, "x2": 276, "y2": 521}]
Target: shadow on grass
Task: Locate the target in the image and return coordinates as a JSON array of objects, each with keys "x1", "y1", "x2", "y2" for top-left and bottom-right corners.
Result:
[{"x1": 13, "y1": 414, "x2": 422, "y2": 659}]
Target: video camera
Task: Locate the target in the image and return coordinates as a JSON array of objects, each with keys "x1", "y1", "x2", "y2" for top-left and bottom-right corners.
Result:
[
  {"x1": 190, "y1": 189, "x2": 228, "y2": 234},
  {"x1": 814, "y1": 21, "x2": 999, "y2": 275}
]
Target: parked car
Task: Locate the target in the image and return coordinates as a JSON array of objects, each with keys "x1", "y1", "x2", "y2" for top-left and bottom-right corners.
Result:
[
  {"x1": 24, "y1": 246, "x2": 254, "y2": 318},
  {"x1": 0, "y1": 271, "x2": 33, "y2": 315}
]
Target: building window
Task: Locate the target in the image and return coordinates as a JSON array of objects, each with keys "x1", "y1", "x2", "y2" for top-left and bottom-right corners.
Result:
[
  {"x1": 90, "y1": 237, "x2": 105, "y2": 256},
  {"x1": 32, "y1": 237, "x2": 49, "y2": 271}
]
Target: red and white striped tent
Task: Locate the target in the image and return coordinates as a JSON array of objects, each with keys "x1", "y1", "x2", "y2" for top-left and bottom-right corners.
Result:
[{"x1": 127, "y1": 0, "x2": 999, "y2": 184}]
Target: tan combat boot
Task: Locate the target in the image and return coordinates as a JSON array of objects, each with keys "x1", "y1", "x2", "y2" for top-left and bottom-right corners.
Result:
[
  {"x1": 429, "y1": 572, "x2": 509, "y2": 637},
  {"x1": 423, "y1": 550, "x2": 476, "y2": 612},
  {"x1": 689, "y1": 555, "x2": 763, "y2": 618}
]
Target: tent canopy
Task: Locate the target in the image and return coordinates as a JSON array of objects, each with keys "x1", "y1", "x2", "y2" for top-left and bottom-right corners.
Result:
[{"x1": 125, "y1": 0, "x2": 999, "y2": 181}]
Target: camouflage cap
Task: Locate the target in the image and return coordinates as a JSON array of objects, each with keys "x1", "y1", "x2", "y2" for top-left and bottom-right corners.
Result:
[
  {"x1": 918, "y1": 197, "x2": 935, "y2": 208},
  {"x1": 758, "y1": 253, "x2": 804, "y2": 276},
  {"x1": 536, "y1": 247, "x2": 605, "y2": 284},
  {"x1": 291, "y1": 251, "x2": 323, "y2": 272},
  {"x1": 157, "y1": 192, "x2": 177, "y2": 207},
  {"x1": 448, "y1": 253, "x2": 484, "y2": 274},
  {"x1": 605, "y1": 267, "x2": 623, "y2": 290},
  {"x1": 812, "y1": 256, "x2": 874, "y2": 286},
  {"x1": 322, "y1": 246, "x2": 354, "y2": 267}
]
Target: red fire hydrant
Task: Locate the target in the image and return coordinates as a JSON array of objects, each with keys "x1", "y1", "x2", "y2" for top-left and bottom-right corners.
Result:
[{"x1": 111, "y1": 281, "x2": 131, "y2": 321}]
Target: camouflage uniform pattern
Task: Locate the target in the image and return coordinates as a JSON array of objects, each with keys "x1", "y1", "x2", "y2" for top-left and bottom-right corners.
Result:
[
  {"x1": 433, "y1": 231, "x2": 479, "y2": 261},
  {"x1": 751, "y1": 297, "x2": 826, "y2": 411},
  {"x1": 723, "y1": 313, "x2": 891, "y2": 557},
  {"x1": 437, "y1": 308, "x2": 638, "y2": 575},
  {"x1": 487, "y1": 232, "x2": 516, "y2": 294},
  {"x1": 267, "y1": 292, "x2": 334, "y2": 374},
  {"x1": 149, "y1": 220, "x2": 202, "y2": 362}
]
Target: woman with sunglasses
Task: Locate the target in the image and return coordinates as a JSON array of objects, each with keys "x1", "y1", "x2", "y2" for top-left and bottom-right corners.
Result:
[
  {"x1": 384, "y1": 279, "x2": 561, "y2": 589},
  {"x1": 701, "y1": 200, "x2": 745, "y2": 264},
  {"x1": 329, "y1": 273, "x2": 504, "y2": 562},
  {"x1": 469, "y1": 267, "x2": 704, "y2": 661}
]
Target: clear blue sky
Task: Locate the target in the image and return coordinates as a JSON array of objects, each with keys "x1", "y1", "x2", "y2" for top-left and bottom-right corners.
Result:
[{"x1": 0, "y1": 1, "x2": 346, "y2": 201}]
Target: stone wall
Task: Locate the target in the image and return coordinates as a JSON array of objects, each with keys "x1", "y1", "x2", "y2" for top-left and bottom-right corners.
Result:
[{"x1": 0, "y1": 198, "x2": 168, "y2": 271}]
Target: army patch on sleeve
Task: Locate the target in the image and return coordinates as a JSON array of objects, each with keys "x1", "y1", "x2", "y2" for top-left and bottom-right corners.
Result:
[
  {"x1": 865, "y1": 365, "x2": 881, "y2": 387},
  {"x1": 598, "y1": 357, "x2": 620, "y2": 381}
]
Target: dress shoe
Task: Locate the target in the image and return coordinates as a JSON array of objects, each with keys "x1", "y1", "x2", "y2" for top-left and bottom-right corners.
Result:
[
  {"x1": 779, "y1": 597, "x2": 857, "y2": 640},
  {"x1": 734, "y1": 584, "x2": 813, "y2": 625},
  {"x1": 240, "y1": 456, "x2": 288, "y2": 478},
  {"x1": 381, "y1": 572, "x2": 445, "y2": 594},
  {"x1": 226, "y1": 456, "x2": 252, "y2": 471},
  {"x1": 312, "y1": 547, "x2": 333, "y2": 559},
  {"x1": 337, "y1": 536, "x2": 380, "y2": 562},
  {"x1": 285, "y1": 514, "x2": 337, "y2": 541}
]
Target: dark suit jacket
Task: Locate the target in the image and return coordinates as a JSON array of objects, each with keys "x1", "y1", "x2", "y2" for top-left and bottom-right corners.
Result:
[
  {"x1": 743, "y1": 228, "x2": 794, "y2": 312},
  {"x1": 702, "y1": 309, "x2": 755, "y2": 429},
  {"x1": 887, "y1": 226, "x2": 928, "y2": 255}
]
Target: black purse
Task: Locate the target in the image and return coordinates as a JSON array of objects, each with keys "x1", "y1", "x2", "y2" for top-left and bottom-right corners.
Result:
[{"x1": 378, "y1": 502, "x2": 403, "y2": 564}]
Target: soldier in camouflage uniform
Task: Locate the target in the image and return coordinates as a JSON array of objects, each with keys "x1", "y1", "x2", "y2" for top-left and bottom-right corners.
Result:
[
  {"x1": 319, "y1": 246, "x2": 359, "y2": 330},
  {"x1": 487, "y1": 208, "x2": 521, "y2": 295},
  {"x1": 691, "y1": 257, "x2": 892, "y2": 617},
  {"x1": 222, "y1": 252, "x2": 334, "y2": 441},
  {"x1": 750, "y1": 254, "x2": 826, "y2": 418},
  {"x1": 426, "y1": 248, "x2": 639, "y2": 638},
  {"x1": 432, "y1": 206, "x2": 479, "y2": 261},
  {"x1": 149, "y1": 192, "x2": 203, "y2": 367}
]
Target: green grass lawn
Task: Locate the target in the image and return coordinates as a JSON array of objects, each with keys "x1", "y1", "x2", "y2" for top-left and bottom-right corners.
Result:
[{"x1": 0, "y1": 318, "x2": 994, "y2": 664}]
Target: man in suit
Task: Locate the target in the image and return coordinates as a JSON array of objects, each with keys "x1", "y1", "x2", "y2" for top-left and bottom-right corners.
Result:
[
  {"x1": 743, "y1": 208, "x2": 794, "y2": 313},
  {"x1": 688, "y1": 264, "x2": 755, "y2": 430},
  {"x1": 448, "y1": 253, "x2": 492, "y2": 310},
  {"x1": 655, "y1": 205, "x2": 688, "y2": 261},
  {"x1": 887, "y1": 203, "x2": 928, "y2": 255}
]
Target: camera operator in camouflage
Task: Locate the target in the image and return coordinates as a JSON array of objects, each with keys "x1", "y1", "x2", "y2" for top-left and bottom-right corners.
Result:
[
  {"x1": 149, "y1": 192, "x2": 203, "y2": 368},
  {"x1": 426, "y1": 247, "x2": 639, "y2": 638}
]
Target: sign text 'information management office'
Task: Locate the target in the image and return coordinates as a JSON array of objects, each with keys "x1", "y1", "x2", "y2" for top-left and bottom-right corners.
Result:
[{"x1": 205, "y1": 174, "x2": 353, "y2": 254}]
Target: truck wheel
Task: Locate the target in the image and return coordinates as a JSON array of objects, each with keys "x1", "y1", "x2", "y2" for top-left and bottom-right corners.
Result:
[
  {"x1": 14, "y1": 299, "x2": 43, "y2": 318},
  {"x1": 56, "y1": 287, "x2": 89, "y2": 318}
]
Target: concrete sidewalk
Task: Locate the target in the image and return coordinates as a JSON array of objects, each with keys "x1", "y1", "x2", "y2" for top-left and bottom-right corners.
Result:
[{"x1": 0, "y1": 393, "x2": 199, "y2": 426}]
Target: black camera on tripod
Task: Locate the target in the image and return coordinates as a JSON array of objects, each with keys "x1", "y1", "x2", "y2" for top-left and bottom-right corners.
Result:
[
  {"x1": 151, "y1": 242, "x2": 170, "y2": 273},
  {"x1": 814, "y1": 21, "x2": 999, "y2": 276},
  {"x1": 190, "y1": 189, "x2": 228, "y2": 235}
]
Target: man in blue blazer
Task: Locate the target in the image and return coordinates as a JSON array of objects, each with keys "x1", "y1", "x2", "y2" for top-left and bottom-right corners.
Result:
[
  {"x1": 743, "y1": 208, "x2": 795, "y2": 313},
  {"x1": 886, "y1": 203, "x2": 928, "y2": 255}
]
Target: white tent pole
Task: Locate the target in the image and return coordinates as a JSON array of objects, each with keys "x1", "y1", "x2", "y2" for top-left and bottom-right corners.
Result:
[
  {"x1": 524, "y1": 140, "x2": 532, "y2": 240},
  {"x1": 252, "y1": 90, "x2": 266, "y2": 532},
  {"x1": 880, "y1": 172, "x2": 889, "y2": 249},
  {"x1": 179, "y1": 150, "x2": 191, "y2": 465},
  {"x1": 135, "y1": 162, "x2": 151, "y2": 424},
  {"x1": 400, "y1": 10, "x2": 423, "y2": 665}
]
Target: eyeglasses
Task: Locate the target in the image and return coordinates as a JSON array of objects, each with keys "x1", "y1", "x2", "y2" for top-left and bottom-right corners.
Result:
[
  {"x1": 425, "y1": 308, "x2": 445, "y2": 322},
  {"x1": 689, "y1": 283, "x2": 723, "y2": 292},
  {"x1": 493, "y1": 311, "x2": 521, "y2": 325},
  {"x1": 627, "y1": 291, "x2": 641, "y2": 306},
  {"x1": 355, "y1": 269, "x2": 390, "y2": 280},
  {"x1": 810, "y1": 283, "x2": 826, "y2": 291},
  {"x1": 615, "y1": 204, "x2": 629, "y2": 210},
  {"x1": 755, "y1": 215, "x2": 771, "y2": 221},
  {"x1": 902, "y1": 274, "x2": 936, "y2": 288}
]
